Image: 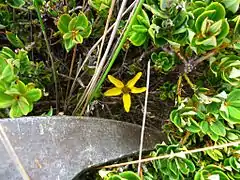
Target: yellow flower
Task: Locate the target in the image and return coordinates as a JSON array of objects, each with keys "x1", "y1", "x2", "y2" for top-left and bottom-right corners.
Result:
[{"x1": 104, "y1": 72, "x2": 147, "y2": 112}]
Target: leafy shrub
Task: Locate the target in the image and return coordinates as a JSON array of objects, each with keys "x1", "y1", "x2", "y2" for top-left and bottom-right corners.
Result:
[
  {"x1": 151, "y1": 51, "x2": 176, "y2": 72},
  {"x1": 158, "y1": 81, "x2": 177, "y2": 101},
  {"x1": 89, "y1": 0, "x2": 111, "y2": 14},
  {"x1": 0, "y1": 47, "x2": 42, "y2": 117},
  {"x1": 190, "y1": 2, "x2": 229, "y2": 53},
  {"x1": 57, "y1": 12, "x2": 92, "y2": 52},
  {"x1": 128, "y1": 9, "x2": 150, "y2": 46}
]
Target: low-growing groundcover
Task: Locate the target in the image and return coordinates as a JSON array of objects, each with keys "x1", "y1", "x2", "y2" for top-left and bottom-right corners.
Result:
[{"x1": 0, "y1": 0, "x2": 240, "y2": 179}]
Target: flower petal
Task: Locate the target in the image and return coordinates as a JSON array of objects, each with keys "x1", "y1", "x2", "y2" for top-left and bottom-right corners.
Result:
[
  {"x1": 131, "y1": 87, "x2": 147, "y2": 94},
  {"x1": 126, "y1": 72, "x2": 142, "y2": 88},
  {"x1": 108, "y1": 75, "x2": 124, "y2": 88},
  {"x1": 123, "y1": 93, "x2": 131, "y2": 112},
  {"x1": 104, "y1": 88, "x2": 122, "y2": 96}
]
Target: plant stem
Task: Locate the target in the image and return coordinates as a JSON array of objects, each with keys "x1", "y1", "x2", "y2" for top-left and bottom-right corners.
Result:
[
  {"x1": 64, "y1": 44, "x2": 77, "y2": 112},
  {"x1": 34, "y1": 1, "x2": 59, "y2": 112},
  {"x1": 177, "y1": 75, "x2": 182, "y2": 104},
  {"x1": 138, "y1": 60, "x2": 150, "y2": 175},
  {"x1": 180, "y1": 131, "x2": 191, "y2": 145},
  {"x1": 183, "y1": 73, "x2": 195, "y2": 90},
  {"x1": 92, "y1": 0, "x2": 145, "y2": 99},
  {"x1": 192, "y1": 50, "x2": 217, "y2": 68},
  {"x1": 101, "y1": 140, "x2": 240, "y2": 169}
]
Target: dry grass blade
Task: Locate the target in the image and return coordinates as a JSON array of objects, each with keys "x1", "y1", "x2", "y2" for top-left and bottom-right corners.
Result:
[
  {"x1": 138, "y1": 60, "x2": 151, "y2": 175},
  {"x1": 0, "y1": 124, "x2": 30, "y2": 180},
  {"x1": 101, "y1": 140, "x2": 240, "y2": 169},
  {"x1": 95, "y1": 0, "x2": 116, "y2": 68},
  {"x1": 64, "y1": 45, "x2": 77, "y2": 112}
]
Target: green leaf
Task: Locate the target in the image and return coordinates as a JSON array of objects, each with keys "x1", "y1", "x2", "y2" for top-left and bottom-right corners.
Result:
[
  {"x1": 227, "y1": 132, "x2": 239, "y2": 140},
  {"x1": 80, "y1": 23, "x2": 92, "y2": 38},
  {"x1": 5, "y1": 88, "x2": 21, "y2": 96},
  {"x1": 46, "y1": 107, "x2": 53, "y2": 116},
  {"x1": 6, "y1": 0, "x2": 25, "y2": 8},
  {"x1": 109, "y1": 175, "x2": 122, "y2": 180},
  {"x1": 167, "y1": 40, "x2": 180, "y2": 51},
  {"x1": 16, "y1": 80, "x2": 26, "y2": 94},
  {"x1": 206, "y1": 149, "x2": 223, "y2": 161},
  {"x1": 0, "y1": 47, "x2": 15, "y2": 59},
  {"x1": 229, "y1": 157, "x2": 240, "y2": 171},
  {"x1": 205, "y1": 2, "x2": 226, "y2": 21},
  {"x1": 210, "y1": 120, "x2": 226, "y2": 136},
  {"x1": 233, "y1": 15, "x2": 240, "y2": 34},
  {"x1": 227, "y1": 89, "x2": 240, "y2": 102},
  {"x1": 195, "y1": 10, "x2": 216, "y2": 33},
  {"x1": 9, "y1": 101, "x2": 23, "y2": 118},
  {"x1": 57, "y1": 14, "x2": 71, "y2": 34},
  {"x1": 25, "y1": 88, "x2": 42, "y2": 102},
  {"x1": 6, "y1": 31, "x2": 24, "y2": 48},
  {"x1": 143, "y1": 4, "x2": 168, "y2": 19},
  {"x1": 129, "y1": 32, "x2": 147, "y2": 46},
  {"x1": 18, "y1": 96, "x2": 29, "y2": 115},
  {"x1": 1, "y1": 64, "x2": 15, "y2": 82},
  {"x1": 183, "y1": 158, "x2": 196, "y2": 172},
  {"x1": 33, "y1": 0, "x2": 43, "y2": 7},
  {"x1": 75, "y1": 34, "x2": 83, "y2": 44},
  {"x1": 229, "y1": 67, "x2": 240, "y2": 79},
  {"x1": 211, "y1": 170, "x2": 230, "y2": 180},
  {"x1": 159, "y1": 0, "x2": 168, "y2": 10},
  {"x1": 216, "y1": 19, "x2": 229, "y2": 40},
  {"x1": 119, "y1": 171, "x2": 140, "y2": 179},
  {"x1": 209, "y1": 20, "x2": 222, "y2": 36},
  {"x1": 200, "y1": 121, "x2": 209, "y2": 134},
  {"x1": 230, "y1": 100, "x2": 240, "y2": 108},
  {"x1": 234, "y1": 43, "x2": 240, "y2": 50},
  {"x1": 137, "y1": 11, "x2": 150, "y2": 27},
  {"x1": 63, "y1": 32, "x2": 72, "y2": 40},
  {"x1": 0, "y1": 92, "x2": 14, "y2": 108},
  {"x1": 186, "y1": 119, "x2": 201, "y2": 133},
  {"x1": 195, "y1": 36, "x2": 217, "y2": 47},
  {"x1": 64, "y1": 38, "x2": 76, "y2": 52},
  {"x1": 151, "y1": 52, "x2": 158, "y2": 61},
  {"x1": 207, "y1": 128, "x2": 219, "y2": 141},
  {"x1": 169, "y1": 159, "x2": 178, "y2": 175},
  {"x1": 222, "y1": 0, "x2": 240, "y2": 13},
  {"x1": 188, "y1": 29, "x2": 195, "y2": 43},
  {"x1": 69, "y1": 14, "x2": 88, "y2": 31},
  {"x1": 228, "y1": 106, "x2": 240, "y2": 121},
  {"x1": 177, "y1": 159, "x2": 189, "y2": 175},
  {"x1": 201, "y1": 17, "x2": 208, "y2": 36},
  {"x1": 132, "y1": 25, "x2": 148, "y2": 33},
  {"x1": 194, "y1": 170, "x2": 203, "y2": 180}
]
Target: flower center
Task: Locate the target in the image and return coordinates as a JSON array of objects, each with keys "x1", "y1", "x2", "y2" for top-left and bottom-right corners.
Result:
[
  {"x1": 122, "y1": 86, "x2": 131, "y2": 94},
  {"x1": 72, "y1": 30, "x2": 78, "y2": 39}
]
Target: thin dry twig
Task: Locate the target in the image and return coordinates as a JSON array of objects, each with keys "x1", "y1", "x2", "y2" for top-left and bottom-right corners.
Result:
[
  {"x1": 138, "y1": 60, "x2": 151, "y2": 175},
  {"x1": 64, "y1": 45, "x2": 77, "y2": 112},
  {"x1": 101, "y1": 140, "x2": 240, "y2": 169},
  {"x1": 95, "y1": 0, "x2": 116, "y2": 68},
  {"x1": 0, "y1": 124, "x2": 30, "y2": 180}
]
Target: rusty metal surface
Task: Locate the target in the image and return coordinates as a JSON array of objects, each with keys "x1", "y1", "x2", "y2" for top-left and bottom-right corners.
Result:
[{"x1": 0, "y1": 116, "x2": 165, "y2": 180}]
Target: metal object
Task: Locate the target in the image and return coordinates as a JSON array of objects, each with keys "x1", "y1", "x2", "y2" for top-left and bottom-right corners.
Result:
[{"x1": 0, "y1": 116, "x2": 165, "y2": 180}]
